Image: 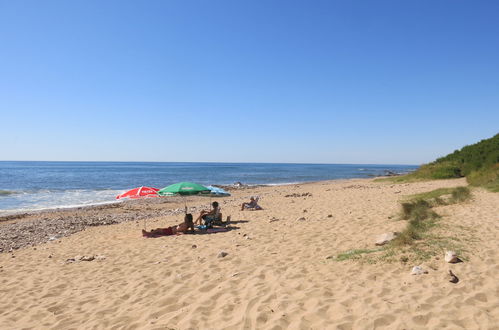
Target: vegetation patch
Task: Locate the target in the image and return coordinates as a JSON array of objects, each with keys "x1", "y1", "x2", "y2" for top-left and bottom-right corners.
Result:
[
  {"x1": 405, "y1": 186, "x2": 472, "y2": 205},
  {"x1": 376, "y1": 133, "x2": 499, "y2": 192},
  {"x1": 332, "y1": 186, "x2": 473, "y2": 264},
  {"x1": 333, "y1": 248, "x2": 382, "y2": 261}
]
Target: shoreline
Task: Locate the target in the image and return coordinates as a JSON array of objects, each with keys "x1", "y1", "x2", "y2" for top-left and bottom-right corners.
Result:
[
  {"x1": 0, "y1": 177, "x2": 381, "y2": 253},
  {"x1": 0, "y1": 174, "x2": 450, "y2": 256},
  {"x1": 0, "y1": 176, "x2": 392, "y2": 219}
]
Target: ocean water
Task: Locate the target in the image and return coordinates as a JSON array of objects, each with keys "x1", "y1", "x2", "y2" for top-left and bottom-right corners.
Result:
[{"x1": 0, "y1": 161, "x2": 418, "y2": 215}]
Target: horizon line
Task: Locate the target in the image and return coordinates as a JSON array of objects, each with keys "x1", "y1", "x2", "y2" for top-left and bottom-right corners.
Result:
[{"x1": 0, "y1": 160, "x2": 420, "y2": 166}]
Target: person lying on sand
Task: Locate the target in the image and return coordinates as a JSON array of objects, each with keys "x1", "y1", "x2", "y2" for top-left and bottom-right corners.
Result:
[
  {"x1": 241, "y1": 196, "x2": 262, "y2": 211},
  {"x1": 142, "y1": 213, "x2": 195, "y2": 237},
  {"x1": 195, "y1": 201, "x2": 222, "y2": 226}
]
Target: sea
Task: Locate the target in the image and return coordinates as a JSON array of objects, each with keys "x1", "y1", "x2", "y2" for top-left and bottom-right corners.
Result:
[{"x1": 0, "y1": 161, "x2": 418, "y2": 216}]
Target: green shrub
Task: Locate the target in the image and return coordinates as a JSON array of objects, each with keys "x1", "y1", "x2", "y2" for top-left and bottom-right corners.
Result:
[
  {"x1": 385, "y1": 134, "x2": 499, "y2": 191},
  {"x1": 467, "y1": 164, "x2": 499, "y2": 192},
  {"x1": 401, "y1": 199, "x2": 431, "y2": 220},
  {"x1": 430, "y1": 164, "x2": 462, "y2": 179},
  {"x1": 450, "y1": 187, "x2": 471, "y2": 203}
]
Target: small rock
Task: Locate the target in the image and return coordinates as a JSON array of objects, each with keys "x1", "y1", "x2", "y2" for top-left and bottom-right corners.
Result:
[
  {"x1": 411, "y1": 266, "x2": 428, "y2": 275},
  {"x1": 448, "y1": 270, "x2": 459, "y2": 283},
  {"x1": 95, "y1": 255, "x2": 106, "y2": 261},
  {"x1": 48, "y1": 255, "x2": 52, "y2": 259},
  {"x1": 375, "y1": 232, "x2": 398, "y2": 246},
  {"x1": 444, "y1": 251, "x2": 459, "y2": 263},
  {"x1": 192, "y1": 244, "x2": 197, "y2": 249},
  {"x1": 303, "y1": 209, "x2": 307, "y2": 213},
  {"x1": 327, "y1": 214, "x2": 333, "y2": 218},
  {"x1": 297, "y1": 217, "x2": 306, "y2": 221},
  {"x1": 80, "y1": 256, "x2": 95, "y2": 262},
  {"x1": 217, "y1": 251, "x2": 228, "y2": 258}
]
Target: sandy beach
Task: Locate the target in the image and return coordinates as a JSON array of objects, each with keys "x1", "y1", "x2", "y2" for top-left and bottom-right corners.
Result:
[{"x1": 1, "y1": 177, "x2": 498, "y2": 329}]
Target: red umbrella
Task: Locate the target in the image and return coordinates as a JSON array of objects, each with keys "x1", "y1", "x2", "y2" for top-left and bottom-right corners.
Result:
[{"x1": 116, "y1": 186, "x2": 159, "y2": 199}]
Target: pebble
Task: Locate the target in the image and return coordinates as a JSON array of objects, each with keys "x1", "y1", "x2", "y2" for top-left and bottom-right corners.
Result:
[
  {"x1": 448, "y1": 270, "x2": 459, "y2": 283},
  {"x1": 297, "y1": 217, "x2": 306, "y2": 221},
  {"x1": 411, "y1": 266, "x2": 428, "y2": 275},
  {"x1": 192, "y1": 244, "x2": 197, "y2": 249},
  {"x1": 445, "y1": 251, "x2": 459, "y2": 263},
  {"x1": 217, "y1": 251, "x2": 228, "y2": 258},
  {"x1": 375, "y1": 232, "x2": 398, "y2": 246}
]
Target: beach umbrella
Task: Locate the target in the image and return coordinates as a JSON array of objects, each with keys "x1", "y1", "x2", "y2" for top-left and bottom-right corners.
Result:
[
  {"x1": 206, "y1": 186, "x2": 231, "y2": 196},
  {"x1": 158, "y1": 182, "x2": 210, "y2": 213},
  {"x1": 158, "y1": 182, "x2": 210, "y2": 196},
  {"x1": 116, "y1": 186, "x2": 159, "y2": 199}
]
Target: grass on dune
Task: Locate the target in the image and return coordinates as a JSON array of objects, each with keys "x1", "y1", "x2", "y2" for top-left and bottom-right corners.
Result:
[
  {"x1": 376, "y1": 134, "x2": 499, "y2": 192},
  {"x1": 331, "y1": 186, "x2": 473, "y2": 264},
  {"x1": 332, "y1": 248, "x2": 382, "y2": 261}
]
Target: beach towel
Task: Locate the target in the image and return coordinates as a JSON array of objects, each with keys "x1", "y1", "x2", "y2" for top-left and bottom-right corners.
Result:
[
  {"x1": 195, "y1": 225, "x2": 229, "y2": 233},
  {"x1": 207, "y1": 228, "x2": 228, "y2": 233}
]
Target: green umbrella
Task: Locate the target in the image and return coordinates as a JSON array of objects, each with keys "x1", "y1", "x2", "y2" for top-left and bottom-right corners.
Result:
[
  {"x1": 158, "y1": 182, "x2": 210, "y2": 196},
  {"x1": 158, "y1": 182, "x2": 210, "y2": 213}
]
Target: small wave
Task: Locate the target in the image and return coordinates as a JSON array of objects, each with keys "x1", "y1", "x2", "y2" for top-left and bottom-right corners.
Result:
[
  {"x1": 0, "y1": 200, "x2": 123, "y2": 217},
  {"x1": 0, "y1": 190, "x2": 18, "y2": 196},
  {"x1": 0, "y1": 188, "x2": 124, "y2": 216}
]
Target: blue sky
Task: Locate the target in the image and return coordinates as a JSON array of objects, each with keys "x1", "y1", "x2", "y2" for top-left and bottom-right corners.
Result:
[{"x1": 1, "y1": 0, "x2": 498, "y2": 164}]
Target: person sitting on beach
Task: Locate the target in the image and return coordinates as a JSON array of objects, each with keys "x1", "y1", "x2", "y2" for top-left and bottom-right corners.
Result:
[
  {"x1": 241, "y1": 196, "x2": 262, "y2": 211},
  {"x1": 195, "y1": 201, "x2": 222, "y2": 226},
  {"x1": 142, "y1": 213, "x2": 195, "y2": 237}
]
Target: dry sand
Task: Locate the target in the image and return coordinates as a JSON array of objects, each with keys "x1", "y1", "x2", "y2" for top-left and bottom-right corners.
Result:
[{"x1": 1, "y1": 178, "x2": 498, "y2": 329}]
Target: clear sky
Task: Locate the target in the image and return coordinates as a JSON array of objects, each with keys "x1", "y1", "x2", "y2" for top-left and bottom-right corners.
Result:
[{"x1": 1, "y1": 0, "x2": 498, "y2": 165}]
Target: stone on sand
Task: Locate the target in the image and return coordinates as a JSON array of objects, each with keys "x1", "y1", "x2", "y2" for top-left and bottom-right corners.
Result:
[
  {"x1": 445, "y1": 251, "x2": 459, "y2": 263},
  {"x1": 217, "y1": 251, "x2": 228, "y2": 258},
  {"x1": 375, "y1": 232, "x2": 397, "y2": 246},
  {"x1": 411, "y1": 266, "x2": 428, "y2": 275}
]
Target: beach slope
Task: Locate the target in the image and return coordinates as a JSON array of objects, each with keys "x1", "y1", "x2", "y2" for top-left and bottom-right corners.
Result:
[{"x1": 1, "y1": 178, "x2": 498, "y2": 329}]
